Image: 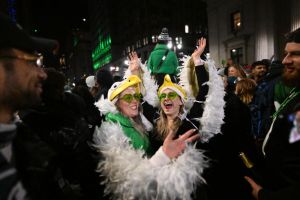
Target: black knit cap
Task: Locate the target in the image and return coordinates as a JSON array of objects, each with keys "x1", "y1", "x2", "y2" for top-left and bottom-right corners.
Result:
[
  {"x1": 158, "y1": 27, "x2": 171, "y2": 41},
  {"x1": 0, "y1": 12, "x2": 58, "y2": 53}
]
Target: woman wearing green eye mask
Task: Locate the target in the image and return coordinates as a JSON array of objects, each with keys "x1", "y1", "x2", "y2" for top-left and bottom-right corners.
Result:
[
  {"x1": 93, "y1": 73, "x2": 205, "y2": 199},
  {"x1": 124, "y1": 38, "x2": 226, "y2": 200},
  {"x1": 93, "y1": 37, "x2": 226, "y2": 199},
  {"x1": 148, "y1": 38, "x2": 217, "y2": 157}
]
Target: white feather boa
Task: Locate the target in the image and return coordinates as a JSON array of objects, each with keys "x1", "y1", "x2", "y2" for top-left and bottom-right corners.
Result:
[
  {"x1": 199, "y1": 59, "x2": 226, "y2": 141},
  {"x1": 179, "y1": 56, "x2": 226, "y2": 142},
  {"x1": 94, "y1": 95, "x2": 118, "y2": 115},
  {"x1": 93, "y1": 122, "x2": 207, "y2": 200}
]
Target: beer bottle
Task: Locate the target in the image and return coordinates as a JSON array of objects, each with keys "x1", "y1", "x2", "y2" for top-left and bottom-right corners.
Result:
[{"x1": 239, "y1": 152, "x2": 263, "y2": 184}]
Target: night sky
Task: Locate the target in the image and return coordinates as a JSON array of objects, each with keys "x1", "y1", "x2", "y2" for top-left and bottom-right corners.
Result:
[{"x1": 30, "y1": 0, "x2": 89, "y2": 52}]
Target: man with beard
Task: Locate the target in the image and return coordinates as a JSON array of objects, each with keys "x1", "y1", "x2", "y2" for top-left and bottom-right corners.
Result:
[
  {"x1": 251, "y1": 60, "x2": 269, "y2": 83},
  {"x1": 0, "y1": 13, "x2": 56, "y2": 199},
  {"x1": 245, "y1": 28, "x2": 300, "y2": 200}
]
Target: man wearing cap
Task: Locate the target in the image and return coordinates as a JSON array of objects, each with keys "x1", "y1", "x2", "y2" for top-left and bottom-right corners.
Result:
[
  {"x1": 0, "y1": 13, "x2": 56, "y2": 199},
  {"x1": 147, "y1": 27, "x2": 179, "y2": 86}
]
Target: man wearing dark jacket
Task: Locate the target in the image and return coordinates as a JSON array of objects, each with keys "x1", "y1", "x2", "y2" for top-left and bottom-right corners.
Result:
[
  {"x1": 246, "y1": 28, "x2": 300, "y2": 200},
  {"x1": 0, "y1": 13, "x2": 56, "y2": 199}
]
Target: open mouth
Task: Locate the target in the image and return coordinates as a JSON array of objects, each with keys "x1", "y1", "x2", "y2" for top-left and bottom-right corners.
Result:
[
  {"x1": 130, "y1": 105, "x2": 138, "y2": 110},
  {"x1": 164, "y1": 101, "x2": 173, "y2": 109}
]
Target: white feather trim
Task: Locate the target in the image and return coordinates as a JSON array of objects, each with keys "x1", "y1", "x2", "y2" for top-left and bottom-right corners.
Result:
[
  {"x1": 140, "y1": 113, "x2": 153, "y2": 131},
  {"x1": 94, "y1": 95, "x2": 118, "y2": 115},
  {"x1": 198, "y1": 58, "x2": 226, "y2": 142},
  {"x1": 93, "y1": 122, "x2": 208, "y2": 200},
  {"x1": 139, "y1": 63, "x2": 159, "y2": 108},
  {"x1": 178, "y1": 56, "x2": 225, "y2": 142}
]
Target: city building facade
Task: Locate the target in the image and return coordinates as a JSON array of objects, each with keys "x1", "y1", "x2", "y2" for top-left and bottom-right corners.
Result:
[{"x1": 206, "y1": 0, "x2": 300, "y2": 67}]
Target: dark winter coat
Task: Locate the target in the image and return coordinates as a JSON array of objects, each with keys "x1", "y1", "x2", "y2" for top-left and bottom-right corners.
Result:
[
  {"x1": 0, "y1": 121, "x2": 27, "y2": 200},
  {"x1": 14, "y1": 92, "x2": 104, "y2": 200},
  {"x1": 258, "y1": 90, "x2": 300, "y2": 200}
]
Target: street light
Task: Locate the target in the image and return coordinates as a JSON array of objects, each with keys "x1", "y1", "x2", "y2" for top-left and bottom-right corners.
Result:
[
  {"x1": 185, "y1": 25, "x2": 189, "y2": 33},
  {"x1": 110, "y1": 66, "x2": 120, "y2": 72},
  {"x1": 168, "y1": 37, "x2": 183, "y2": 53}
]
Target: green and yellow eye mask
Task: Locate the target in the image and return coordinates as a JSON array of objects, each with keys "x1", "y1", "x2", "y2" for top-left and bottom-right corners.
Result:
[
  {"x1": 158, "y1": 75, "x2": 187, "y2": 102},
  {"x1": 159, "y1": 91, "x2": 179, "y2": 101},
  {"x1": 108, "y1": 75, "x2": 142, "y2": 102},
  {"x1": 119, "y1": 93, "x2": 143, "y2": 103}
]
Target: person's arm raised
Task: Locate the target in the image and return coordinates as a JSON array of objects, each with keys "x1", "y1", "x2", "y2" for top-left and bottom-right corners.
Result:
[
  {"x1": 192, "y1": 37, "x2": 206, "y2": 66},
  {"x1": 128, "y1": 51, "x2": 141, "y2": 76}
]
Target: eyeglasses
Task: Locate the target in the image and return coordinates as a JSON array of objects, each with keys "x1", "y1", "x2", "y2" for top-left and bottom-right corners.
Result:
[
  {"x1": 159, "y1": 92, "x2": 179, "y2": 101},
  {"x1": 0, "y1": 54, "x2": 44, "y2": 68},
  {"x1": 119, "y1": 93, "x2": 142, "y2": 103}
]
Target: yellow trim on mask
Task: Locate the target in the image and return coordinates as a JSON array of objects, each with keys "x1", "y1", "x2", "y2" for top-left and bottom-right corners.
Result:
[
  {"x1": 158, "y1": 75, "x2": 187, "y2": 100},
  {"x1": 109, "y1": 75, "x2": 141, "y2": 101}
]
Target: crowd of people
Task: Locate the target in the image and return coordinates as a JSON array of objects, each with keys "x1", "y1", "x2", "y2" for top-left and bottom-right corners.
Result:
[{"x1": 1, "y1": 11, "x2": 300, "y2": 200}]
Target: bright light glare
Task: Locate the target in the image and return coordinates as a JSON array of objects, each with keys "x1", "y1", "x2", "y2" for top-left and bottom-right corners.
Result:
[{"x1": 185, "y1": 25, "x2": 189, "y2": 33}]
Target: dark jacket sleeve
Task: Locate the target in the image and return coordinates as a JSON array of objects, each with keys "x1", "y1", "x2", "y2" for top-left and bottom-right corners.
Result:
[
  {"x1": 188, "y1": 65, "x2": 209, "y2": 119},
  {"x1": 141, "y1": 100, "x2": 158, "y2": 124},
  {"x1": 195, "y1": 65, "x2": 209, "y2": 101}
]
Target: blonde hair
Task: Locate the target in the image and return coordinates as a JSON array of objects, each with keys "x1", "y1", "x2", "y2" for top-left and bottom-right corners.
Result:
[
  {"x1": 116, "y1": 94, "x2": 148, "y2": 137},
  {"x1": 228, "y1": 64, "x2": 247, "y2": 78},
  {"x1": 130, "y1": 115, "x2": 149, "y2": 137},
  {"x1": 156, "y1": 107, "x2": 183, "y2": 140},
  {"x1": 235, "y1": 78, "x2": 257, "y2": 104}
]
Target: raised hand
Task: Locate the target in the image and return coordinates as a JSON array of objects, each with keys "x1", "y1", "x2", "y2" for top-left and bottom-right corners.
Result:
[
  {"x1": 162, "y1": 129, "x2": 200, "y2": 159},
  {"x1": 192, "y1": 37, "x2": 206, "y2": 64},
  {"x1": 128, "y1": 51, "x2": 140, "y2": 73}
]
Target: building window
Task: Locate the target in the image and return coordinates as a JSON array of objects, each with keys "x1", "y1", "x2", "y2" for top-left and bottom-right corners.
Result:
[
  {"x1": 231, "y1": 11, "x2": 241, "y2": 32},
  {"x1": 136, "y1": 41, "x2": 140, "y2": 48},
  {"x1": 230, "y1": 47, "x2": 243, "y2": 64},
  {"x1": 185, "y1": 25, "x2": 189, "y2": 33},
  {"x1": 144, "y1": 37, "x2": 148, "y2": 45}
]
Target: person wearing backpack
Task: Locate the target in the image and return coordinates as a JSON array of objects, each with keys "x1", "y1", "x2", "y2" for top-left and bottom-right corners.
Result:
[{"x1": 147, "y1": 27, "x2": 179, "y2": 86}]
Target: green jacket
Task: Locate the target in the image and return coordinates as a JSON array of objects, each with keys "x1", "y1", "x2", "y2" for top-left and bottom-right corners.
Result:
[{"x1": 147, "y1": 44, "x2": 179, "y2": 75}]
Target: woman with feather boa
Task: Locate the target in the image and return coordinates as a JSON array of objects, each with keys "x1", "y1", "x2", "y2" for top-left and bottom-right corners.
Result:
[{"x1": 93, "y1": 37, "x2": 225, "y2": 200}]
